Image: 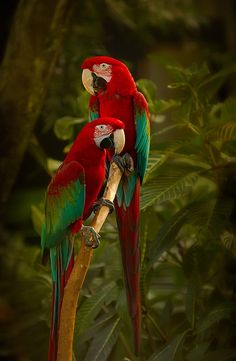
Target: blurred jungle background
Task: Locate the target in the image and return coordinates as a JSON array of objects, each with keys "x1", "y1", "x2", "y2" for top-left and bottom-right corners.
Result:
[{"x1": 1, "y1": 0, "x2": 236, "y2": 360}]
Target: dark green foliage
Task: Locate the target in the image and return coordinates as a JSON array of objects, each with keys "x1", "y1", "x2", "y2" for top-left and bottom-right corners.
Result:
[
  {"x1": 3, "y1": 58, "x2": 236, "y2": 361},
  {"x1": 1, "y1": 1, "x2": 236, "y2": 360}
]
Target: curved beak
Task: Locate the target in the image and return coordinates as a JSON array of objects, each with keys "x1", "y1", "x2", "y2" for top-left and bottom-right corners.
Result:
[
  {"x1": 113, "y1": 128, "x2": 125, "y2": 154},
  {"x1": 82, "y1": 69, "x2": 95, "y2": 95},
  {"x1": 98, "y1": 129, "x2": 125, "y2": 154}
]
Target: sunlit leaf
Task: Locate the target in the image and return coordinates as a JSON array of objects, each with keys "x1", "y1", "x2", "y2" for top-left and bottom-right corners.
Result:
[
  {"x1": 206, "y1": 122, "x2": 236, "y2": 144},
  {"x1": 136, "y1": 78, "x2": 158, "y2": 102},
  {"x1": 47, "y1": 158, "x2": 62, "y2": 174},
  {"x1": 54, "y1": 116, "x2": 85, "y2": 140}
]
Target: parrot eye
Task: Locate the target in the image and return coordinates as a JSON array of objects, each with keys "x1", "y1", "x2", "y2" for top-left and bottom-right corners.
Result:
[
  {"x1": 96, "y1": 124, "x2": 107, "y2": 131},
  {"x1": 100, "y1": 63, "x2": 109, "y2": 70},
  {"x1": 94, "y1": 124, "x2": 113, "y2": 139}
]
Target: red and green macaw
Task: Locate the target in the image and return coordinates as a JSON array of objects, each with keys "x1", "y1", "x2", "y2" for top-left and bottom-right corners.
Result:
[
  {"x1": 81, "y1": 56, "x2": 150, "y2": 354},
  {"x1": 41, "y1": 117, "x2": 125, "y2": 361}
]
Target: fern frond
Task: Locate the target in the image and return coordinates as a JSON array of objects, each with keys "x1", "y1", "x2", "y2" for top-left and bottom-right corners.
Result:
[
  {"x1": 141, "y1": 171, "x2": 199, "y2": 210},
  {"x1": 206, "y1": 122, "x2": 236, "y2": 143}
]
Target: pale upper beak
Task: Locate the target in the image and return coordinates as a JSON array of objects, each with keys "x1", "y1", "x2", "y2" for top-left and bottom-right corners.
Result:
[
  {"x1": 113, "y1": 128, "x2": 125, "y2": 154},
  {"x1": 82, "y1": 69, "x2": 95, "y2": 95}
]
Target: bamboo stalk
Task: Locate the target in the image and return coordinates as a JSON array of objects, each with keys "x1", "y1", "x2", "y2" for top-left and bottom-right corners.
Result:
[{"x1": 57, "y1": 161, "x2": 122, "y2": 361}]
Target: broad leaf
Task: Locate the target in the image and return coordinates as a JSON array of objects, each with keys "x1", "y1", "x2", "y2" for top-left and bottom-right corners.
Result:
[
  {"x1": 147, "y1": 205, "x2": 193, "y2": 268},
  {"x1": 75, "y1": 282, "x2": 117, "y2": 335},
  {"x1": 202, "y1": 349, "x2": 236, "y2": 361},
  {"x1": 187, "y1": 342, "x2": 209, "y2": 361},
  {"x1": 148, "y1": 329, "x2": 191, "y2": 361},
  {"x1": 54, "y1": 116, "x2": 85, "y2": 140},
  {"x1": 141, "y1": 171, "x2": 199, "y2": 210},
  {"x1": 84, "y1": 317, "x2": 121, "y2": 361},
  {"x1": 196, "y1": 303, "x2": 236, "y2": 334}
]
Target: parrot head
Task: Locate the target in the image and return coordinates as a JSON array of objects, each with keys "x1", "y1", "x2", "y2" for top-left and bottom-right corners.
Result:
[
  {"x1": 84, "y1": 117, "x2": 125, "y2": 154},
  {"x1": 81, "y1": 56, "x2": 136, "y2": 96}
]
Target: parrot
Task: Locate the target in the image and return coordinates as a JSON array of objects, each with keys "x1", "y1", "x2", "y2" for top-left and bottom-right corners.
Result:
[
  {"x1": 81, "y1": 56, "x2": 150, "y2": 355},
  {"x1": 41, "y1": 117, "x2": 125, "y2": 361}
]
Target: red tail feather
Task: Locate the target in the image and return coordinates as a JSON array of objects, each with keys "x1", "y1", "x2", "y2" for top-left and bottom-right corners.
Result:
[{"x1": 115, "y1": 180, "x2": 141, "y2": 355}]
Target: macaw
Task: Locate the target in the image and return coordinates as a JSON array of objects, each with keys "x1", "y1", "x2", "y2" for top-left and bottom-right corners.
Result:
[
  {"x1": 41, "y1": 117, "x2": 125, "y2": 361},
  {"x1": 81, "y1": 56, "x2": 150, "y2": 355}
]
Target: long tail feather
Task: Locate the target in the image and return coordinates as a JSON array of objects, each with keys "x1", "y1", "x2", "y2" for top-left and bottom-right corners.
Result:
[
  {"x1": 48, "y1": 240, "x2": 74, "y2": 361},
  {"x1": 115, "y1": 180, "x2": 141, "y2": 355}
]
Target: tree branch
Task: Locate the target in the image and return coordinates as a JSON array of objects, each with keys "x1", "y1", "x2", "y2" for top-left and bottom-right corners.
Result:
[
  {"x1": 0, "y1": 0, "x2": 74, "y2": 213},
  {"x1": 57, "y1": 161, "x2": 123, "y2": 361}
]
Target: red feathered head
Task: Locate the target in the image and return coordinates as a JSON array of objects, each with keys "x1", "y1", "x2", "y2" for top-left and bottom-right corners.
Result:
[{"x1": 81, "y1": 56, "x2": 136, "y2": 96}]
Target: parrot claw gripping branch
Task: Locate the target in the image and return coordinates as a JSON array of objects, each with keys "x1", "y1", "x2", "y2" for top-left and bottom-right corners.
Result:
[
  {"x1": 80, "y1": 225, "x2": 101, "y2": 249},
  {"x1": 41, "y1": 117, "x2": 125, "y2": 361},
  {"x1": 82, "y1": 56, "x2": 150, "y2": 355},
  {"x1": 93, "y1": 197, "x2": 114, "y2": 214}
]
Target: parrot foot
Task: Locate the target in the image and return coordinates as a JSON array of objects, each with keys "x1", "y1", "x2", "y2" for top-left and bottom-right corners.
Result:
[
  {"x1": 112, "y1": 153, "x2": 134, "y2": 175},
  {"x1": 81, "y1": 225, "x2": 101, "y2": 249},
  {"x1": 93, "y1": 198, "x2": 114, "y2": 214}
]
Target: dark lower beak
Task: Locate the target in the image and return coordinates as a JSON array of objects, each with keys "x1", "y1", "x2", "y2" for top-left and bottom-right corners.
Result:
[
  {"x1": 100, "y1": 134, "x2": 114, "y2": 149},
  {"x1": 92, "y1": 72, "x2": 107, "y2": 93}
]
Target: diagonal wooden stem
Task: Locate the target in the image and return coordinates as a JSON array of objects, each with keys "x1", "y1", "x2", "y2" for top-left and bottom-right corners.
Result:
[{"x1": 57, "y1": 161, "x2": 122, "y2": 361}]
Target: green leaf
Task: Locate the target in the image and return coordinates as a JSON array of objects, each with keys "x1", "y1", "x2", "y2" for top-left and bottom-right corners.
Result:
[
  {"x1": 141, "y1": 171, "x2": 199, "y2": 210},
  {"x1": 187, "y1": 342, "x2": 209, "y2": 361},
  {"x1": 154, "y1": 99, "x2": 180, "y2": 113},
  {"x1": 196, "y1": 303, "x2": 236, "y2": 334},
  {"x1": 47, "y1": 158, "x2": 62, "y2": 174},
  {"x1": 84, "y1": 316, "x2": 121, "y2": 361},
  {"x1": 28, "y1": 135, "x2": 49, "y2": 174},
  {"x1": 220, "y1": 97, "x2": 236, "y2": 122},
  {"x1": 206, "y1": 122, "x2": 236, "y2": 143},
  {"x1": 75, "y1": 312, "x2": 117, "y2": 347},
  {"x1": 136, "y1": 78, "x2": 158, "y2": 102},
  {"x1": 148, "y1": 329, "x2": 191, "y2": 361},
  {"x1": 201, "y1": 196, "x2": 233, "y2": 238},
  {"x1": 144, "y1": 151, "x2": 167, "y2": 180},
  {"x1": 202, "y1": 349, "x2": 236, "y2": 361},
  {"x1": 185, "y1": 281, "x2": 197, "y2": 329},
  {"x1": 54, "y1": 116, "x2": 85, "y2": 140},
  {"x1": 147, "y1": 205, "x2": 191, "y2": 268},
  {"x1": 75, "y1": 282, "x2": 117, "y2": 335},
  {"x1": 31, "y1": 205, "x2": 44, "y2": 236},
  {"x1": 199, "y1": 63, "x2": 236, "y2": 95},
  {"x1": 167, "y1": 63, "x2": 209, "y2": 88},
  {"x1": 183, "y1": 245, "x2": 208, "y2": 283}
]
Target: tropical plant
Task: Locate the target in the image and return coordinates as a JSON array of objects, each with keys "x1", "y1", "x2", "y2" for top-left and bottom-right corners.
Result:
[{"x1": 2, "y1": 59, "x2": 236, "y2": 361}]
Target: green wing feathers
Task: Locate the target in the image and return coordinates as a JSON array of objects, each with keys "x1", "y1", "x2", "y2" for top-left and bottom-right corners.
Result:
[
  {"x1": 133, "y1": 91, "x2": 150, "y2": 183},
  {"x1": 89, "y1": 95, "x2": 100, "y2": 121},
  {"x1": 41, "y1": 161, "x2": 85, "y2": 250},
  {"x1": 116, "y1": 92, "x2": 150, "y2": 208},
  {"x1": 41, "y1": 161, "x2": 85, "y2": 360}
]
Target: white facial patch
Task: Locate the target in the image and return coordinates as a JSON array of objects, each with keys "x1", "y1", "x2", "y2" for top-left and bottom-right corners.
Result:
[
  {"x1": 92, "y1": 63, "x2": 112, "y2": 83},
  {"x1": 94, "y1": 124, "x2": 113, "y2": 147}
]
